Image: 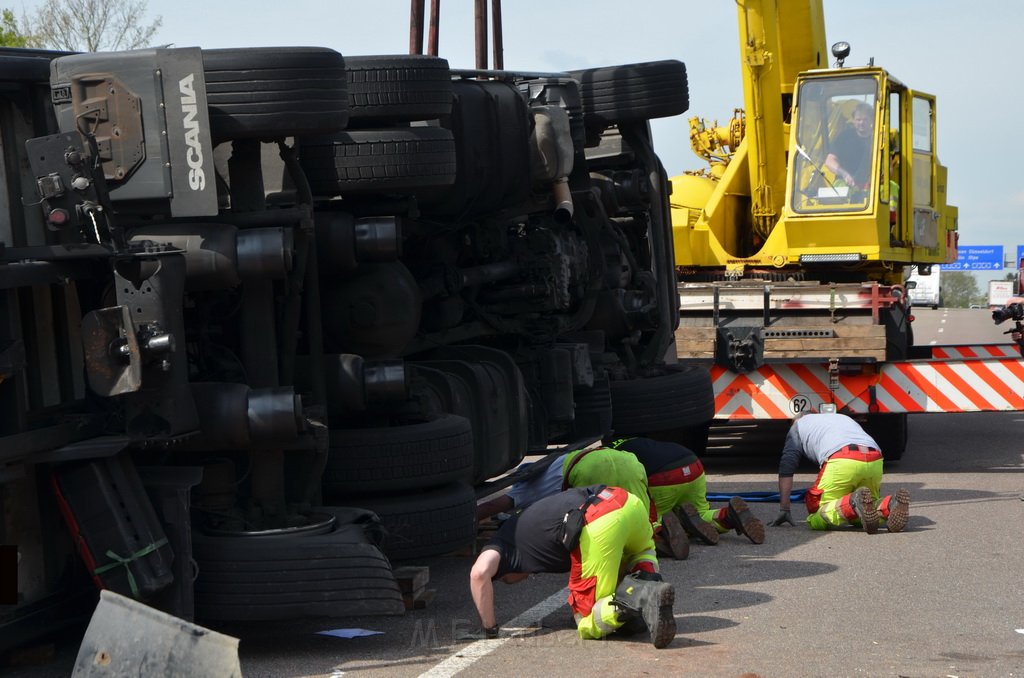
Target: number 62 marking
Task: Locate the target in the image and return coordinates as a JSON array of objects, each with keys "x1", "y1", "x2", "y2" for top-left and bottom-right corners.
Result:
[{"x1": 789, "y1": 395, "x2": 812, "y2": 415}]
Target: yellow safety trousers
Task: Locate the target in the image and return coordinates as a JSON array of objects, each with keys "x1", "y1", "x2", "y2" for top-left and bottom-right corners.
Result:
[
  {"x1": 572, "y1": 493, "x2": 657, "y2": 640},
  {"x1": 807, "y1": 457, "x2": 884, "y2": 530}
]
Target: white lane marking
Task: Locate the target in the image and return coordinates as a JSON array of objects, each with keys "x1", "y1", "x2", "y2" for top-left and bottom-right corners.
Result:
[{"x1": 419, "y1": 587, "x2": 569, "y2": 678}]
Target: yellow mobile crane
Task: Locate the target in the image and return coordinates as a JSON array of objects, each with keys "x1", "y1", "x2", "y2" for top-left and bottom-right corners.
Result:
[
  {"x1": 673, "y1": 2, "x2": 957, "y2": 279},
  {"x1": 669, "y1": 0, "x2": 974, "y2": 456}
]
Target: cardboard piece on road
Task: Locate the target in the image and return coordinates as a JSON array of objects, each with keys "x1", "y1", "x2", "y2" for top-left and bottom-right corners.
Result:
[{"x1": 316, "y1": 629, "x2": 384, "y2": 639}]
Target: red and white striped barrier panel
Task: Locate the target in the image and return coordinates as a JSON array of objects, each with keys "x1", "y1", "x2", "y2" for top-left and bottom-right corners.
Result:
[
  {"x1": 929, "y1": 344, "x2": 1021, "y2": 360},
  {"x1": 710, "y1": 346, "x2": 1024, "y2": 418}
]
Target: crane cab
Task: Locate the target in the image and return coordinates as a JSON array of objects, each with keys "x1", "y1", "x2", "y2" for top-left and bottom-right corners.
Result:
[
  {"x1": 670, "y1": 0, "x2": 958, "y2": 284},
  {"x1": 783, "y1": 67, "x2": 957, "y2": 280}
]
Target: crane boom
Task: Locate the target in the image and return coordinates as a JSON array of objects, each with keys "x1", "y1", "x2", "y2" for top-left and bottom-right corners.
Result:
[{"x1": 737, "y1": 0, "x2": 826, "y2": 235}]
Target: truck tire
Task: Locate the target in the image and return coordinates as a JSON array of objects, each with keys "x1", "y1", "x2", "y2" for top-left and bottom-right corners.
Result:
[
  {"x1": 609, "y1": 364, "x2": 714, "y2": 435},
  {"x1": 323, "y1": 413, "x2": 474, "y2": 494},
  {"x1": 202, "y1": 47, "x2": 349, "y2": 143},
  {"x1": 299, "y1": 127, "x2": 456, "y2": 195},
  {"x1": 423, "y1": 345, "x2": 530, "y2": 482},
  {"x1": 418, "y1": 78, "x2": 531, "y2": 218},
  {"x1": 552, "y1": 376, "x2": 613, "y2": 444},
  {"x1": 321, "y1": 261, "x2": 423, "y2": 358},
  {"x1": 863, "y1": 413, "x2": 907, "y2": 462},
  {"x1": 345, "y1": 483, "x2": 476, "y2": 562},
  {"x1": 884, "y1": 308, "x2": 913, "y2": 360},
  {"x1": 569, "y1": 60, "x2": 689, "y2": 130},
  {"x1": 652, "y1": 420, "x2": 713, "y2": 457},
  {"x1": 192, "y1": 507, "x2": 405, "y2": 621},
  {"x1": 345, "y1": 55, "x2": 453, "y2": 125}
]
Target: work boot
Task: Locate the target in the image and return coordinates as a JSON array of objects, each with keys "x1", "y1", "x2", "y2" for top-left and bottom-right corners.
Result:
[
  {"x1": 657, "y1": 511, "x2": 690, "y2": 560},
  {"x1": 676, "y1": 504, "x2": 719, "y2": 545},
  {"x1": 850, "y1": 486, "x2": 879, "y2": 534},
  {"x1": 613, "y1": 573, "x2": 676, "y2": 649},
  {"x1": 885, "y1": 488, "x2": 910, "y2": 533},
  {"x1": 615, "y1": 614, "x2": 648, "y2": 637},
  {"x1": 726, "y1": 497, "x2": 765, "y2": 544}
]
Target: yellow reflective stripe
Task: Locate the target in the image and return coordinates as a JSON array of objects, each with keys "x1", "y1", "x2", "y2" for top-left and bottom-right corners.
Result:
[{"x1": 592, "y1": 599, "x2": 620, "y2": 634}]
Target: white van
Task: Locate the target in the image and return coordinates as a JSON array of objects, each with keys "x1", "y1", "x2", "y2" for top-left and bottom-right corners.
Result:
[{"x1": 906, "y1": 265, "x2": 942, "y2": 309}]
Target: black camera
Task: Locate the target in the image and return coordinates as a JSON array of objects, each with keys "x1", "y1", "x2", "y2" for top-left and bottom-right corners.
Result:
[{"x1": 992, "y1": 302, "x2": 1024, "y2": 324}]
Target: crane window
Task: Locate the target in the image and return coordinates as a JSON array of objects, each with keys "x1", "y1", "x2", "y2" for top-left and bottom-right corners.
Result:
[
  {"x1": 912, "y1": 96, "x2": 933, "y2": 207},
  {"x1": 790, "y1": 75, "x2": 880, "y2": 214}
]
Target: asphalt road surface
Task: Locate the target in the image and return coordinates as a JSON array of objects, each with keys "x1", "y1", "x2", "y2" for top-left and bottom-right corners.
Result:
[
  {"x1": 213, "y1": 411, "x2": 1023, "y2": 678},
  {"x1": 911, "y1": 306, "x2": 1012, "y2": 346},
  {"x1": 7, "y1": 310, "x2": 1024, "y2": 678}
]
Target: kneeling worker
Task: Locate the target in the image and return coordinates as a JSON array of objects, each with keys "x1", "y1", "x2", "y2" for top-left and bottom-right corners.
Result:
[
  {"x1": 470, "y1": 485, "x2": 677, "y2": 648},
  {"x1": 606, "y1": 435, "x2": 766, "y2": 545},
  {"x1": 770, "y1": 412, "x2": 910, "y2": 533},
  {"x1": 475, "y1": 445, "x2": 689, "y2": 559}
]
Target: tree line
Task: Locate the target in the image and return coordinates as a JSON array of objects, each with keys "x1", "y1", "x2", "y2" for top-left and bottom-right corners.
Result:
[
  {"x1": 1, "y1": 0, "x2": 160, "y2": 51},
  {"x1": 940, "y1": 270, "x2": 1018, "y2": 308}
]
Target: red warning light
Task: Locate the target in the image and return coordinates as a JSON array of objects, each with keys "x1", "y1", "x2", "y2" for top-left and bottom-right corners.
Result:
[{"x1": 47, "y1": 208, "x2": 70, "y2": 226}]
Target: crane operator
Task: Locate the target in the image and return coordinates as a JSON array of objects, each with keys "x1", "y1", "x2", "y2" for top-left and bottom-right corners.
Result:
[{"x1": 825, "y1": 101, "x2": 873, "y2": 189}]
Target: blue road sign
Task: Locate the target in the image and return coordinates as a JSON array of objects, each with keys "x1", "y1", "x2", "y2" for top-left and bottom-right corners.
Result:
[
  {"x1": 943, "y1": 245, "x2": 1003, "y2": 271},
  {"x1": 1017, "y1": 245, "x2": 1024, "y2": 268}
]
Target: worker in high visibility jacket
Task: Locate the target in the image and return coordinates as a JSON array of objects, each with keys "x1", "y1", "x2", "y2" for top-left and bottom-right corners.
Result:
[
  {"x1": 469, "y1": 485, "x2": 677, "y2": 648},
  {"x1": 605, "y1": 435, "x2": 765, "y2": 545},
  {"x1": 475, "y1": 445, "x2": 690, "y2": 559},
  {"x1": 769, "y1": 412, "x2": 910, "y2": 533}
]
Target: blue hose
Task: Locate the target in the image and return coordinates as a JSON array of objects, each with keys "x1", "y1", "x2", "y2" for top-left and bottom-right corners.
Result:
[{"x1": 706, "y1": 489, "x2": 807, "y2": 503}]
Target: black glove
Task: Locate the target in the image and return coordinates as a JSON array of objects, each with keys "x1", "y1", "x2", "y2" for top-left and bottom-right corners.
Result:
[{"x1": 770, "y1": 509, "x2": 795, "y2": 526}]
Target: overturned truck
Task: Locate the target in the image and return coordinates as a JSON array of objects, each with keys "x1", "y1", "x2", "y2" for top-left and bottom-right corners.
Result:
[{"x1": 0, "y1": 45, "x2": 712, "y2": 645}]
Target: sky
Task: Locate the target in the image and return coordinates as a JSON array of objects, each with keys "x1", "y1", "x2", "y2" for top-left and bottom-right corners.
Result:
[{"x1": 15, "y1": 0, "x2": 1021, "y2": 279}]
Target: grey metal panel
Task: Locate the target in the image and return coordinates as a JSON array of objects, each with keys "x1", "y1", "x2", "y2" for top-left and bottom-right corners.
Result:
[
  {"x1": 159, "y1": 48, "x2": 218, "y2": 217},
  {"x1": 49, "y1": 47, "x2": 217, "y2": 217}
]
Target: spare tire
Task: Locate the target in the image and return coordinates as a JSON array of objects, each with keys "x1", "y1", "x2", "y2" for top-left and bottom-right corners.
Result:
[
  {"x1": 202, "y1": 47, "x2": 349, "y2": 143},
  {"x1": 569, "y1": 60, "x2": 689, "y2": 130},
  {"x1": 345, "y1": 55, "x2": 453, "y2": 125},
  {"x1": 862, "y1": 412, "x2": 907, "y2": 462}
]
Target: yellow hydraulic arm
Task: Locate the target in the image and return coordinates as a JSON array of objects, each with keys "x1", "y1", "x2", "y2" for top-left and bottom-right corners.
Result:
[{"x1": 738, "y1": 0, "x2": 827, "y2": 236}]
